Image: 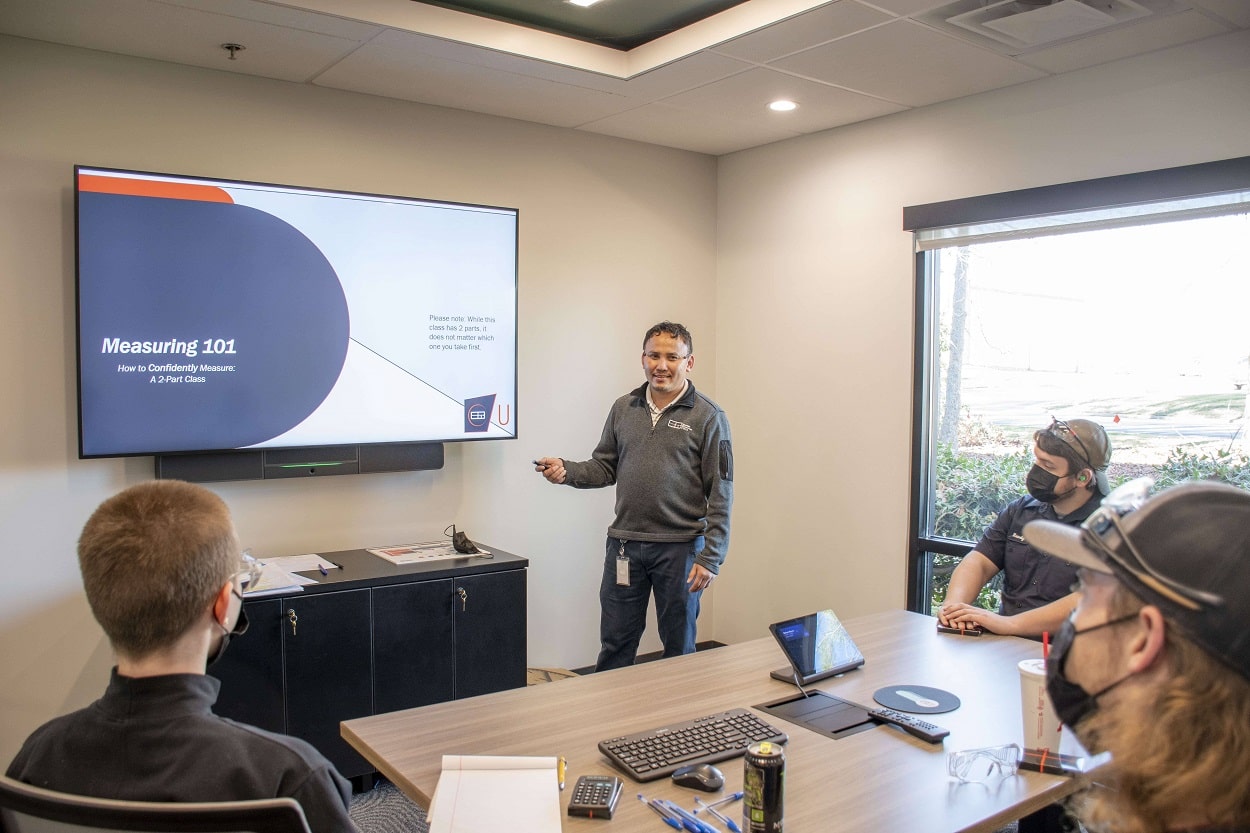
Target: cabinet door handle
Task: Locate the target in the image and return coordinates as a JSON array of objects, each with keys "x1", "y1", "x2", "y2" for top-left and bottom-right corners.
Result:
[
  {"x1": 287, "y1": 609, "x2": 298, "y2": 636},
  {"x1": 457, "y1": 586, "x2": 468, "y2": 611}
]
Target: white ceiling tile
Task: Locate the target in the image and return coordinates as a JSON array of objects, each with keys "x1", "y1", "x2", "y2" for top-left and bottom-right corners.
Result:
[
  {"x1": 0, "y1": 0, "x2": 370, "y2": 82},
  {"x1": 1187, "y1": 0, "x2": 1250, "y2": 28},
  {"x1": 364, "y1": 28, "x2": 754, "y2": 98},
  {"x1": 711, "y1": 1, "x2": 893, "y2": 63},
  {"x1": 579, "y1": 102, "x2": 803, "y2": 156},
  {"x1": 857, "y1": 0, "x2": 954, "y2": 16},
  {"x1": 661, "y1": 67, "x2": 907, "y2": 132},
  {"x1": 160, "y1": 0, "x2": 383, "y2": 39},
  {"x1": 772, "y1": 19, "x2": 1047, "y2": 106},
  {"x1": 314, "y1": 39, "x2": 635, "y2": 128},
  {"x1": 614, "y1": 52, "x2": 757, "y2": 99},
  {"x1": 1015, "y1": 9, "x2": 1233, "y2": 74}
]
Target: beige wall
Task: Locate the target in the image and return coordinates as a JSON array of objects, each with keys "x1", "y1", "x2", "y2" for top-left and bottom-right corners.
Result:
[
  {"x1": 712, "y1": 30, "x2": 1250, "y2": 644},
  {"x1": 3, "y1": 25, "x2": 1250, "y2": 766},
  {"x1": 0, "y1": 35, "x2": 717, "y2": 763}
]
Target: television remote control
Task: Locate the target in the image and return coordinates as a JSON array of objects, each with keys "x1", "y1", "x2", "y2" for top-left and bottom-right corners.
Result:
[
  {"x1": 868, "y1": 707, "x2": 950, "y2": 743},
  {"x1": 567, "y1": 774, "x2": 622, "y2": 819}
]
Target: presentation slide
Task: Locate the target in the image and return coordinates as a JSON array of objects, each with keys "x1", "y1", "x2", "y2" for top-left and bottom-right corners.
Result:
[{"x1": 76, "y1": 168, "x2": 517, "y2": 457}]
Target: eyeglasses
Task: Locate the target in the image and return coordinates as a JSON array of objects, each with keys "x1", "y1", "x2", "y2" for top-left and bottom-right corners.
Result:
[
  {"x1": 1080, "y1": 477, "x2": 1223, "y2": 612},
  {"x1": 1045, "y1": 417, "x2": 1093, "y2": 470},
  {"x1": 235, "y1": 550, "x2": 263, "y2": 594},
  {"x1": 947, "y1": 744, "x2": 1021, "y2": 783}
]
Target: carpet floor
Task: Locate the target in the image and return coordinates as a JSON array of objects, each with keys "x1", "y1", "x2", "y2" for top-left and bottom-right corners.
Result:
[{"x1": 349, "y1": 780, "x2": 428, "y2": 833}]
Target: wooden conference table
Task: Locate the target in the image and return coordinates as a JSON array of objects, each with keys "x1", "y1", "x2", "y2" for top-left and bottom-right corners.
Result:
[{"x1": 342, "y1": 610, "x2": 1076, "y2": 832}]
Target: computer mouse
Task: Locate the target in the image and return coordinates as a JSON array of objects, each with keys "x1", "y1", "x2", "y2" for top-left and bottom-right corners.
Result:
[{"x1": 671, "y1": 763, "x2": 725, "y2": 792}]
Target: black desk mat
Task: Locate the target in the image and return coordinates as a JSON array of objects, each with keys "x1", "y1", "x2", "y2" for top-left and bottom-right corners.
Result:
[{"x1": 755, "y1": 691, "x2": 877, "y2": 741}]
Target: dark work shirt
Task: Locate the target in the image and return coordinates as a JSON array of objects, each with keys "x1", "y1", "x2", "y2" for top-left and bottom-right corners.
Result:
[
  {"x1": 6, "y1": 670, "x2": 355, "y2": 833},
  {"x1": 974, "y1": 492, "x2": 1102, "y2": 617}
]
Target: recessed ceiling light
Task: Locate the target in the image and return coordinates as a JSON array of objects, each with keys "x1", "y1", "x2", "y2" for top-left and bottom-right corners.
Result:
[
  {"x1": 568, "y1": 0, "x2": 605, "y2": 7},
  {"x1": 769, "y1": 100, "x2": 797, "y2": 112}
]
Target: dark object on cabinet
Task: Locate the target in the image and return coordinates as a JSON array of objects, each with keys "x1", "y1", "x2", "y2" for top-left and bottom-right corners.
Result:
[{"x1": 209, "y1": 547, "x2": 528, "y2": 778}]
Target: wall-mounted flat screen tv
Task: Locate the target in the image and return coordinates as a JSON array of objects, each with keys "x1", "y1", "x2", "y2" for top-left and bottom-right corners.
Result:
[{"x1": 75, "y1": 165, "x2": 518, "y2": 458}]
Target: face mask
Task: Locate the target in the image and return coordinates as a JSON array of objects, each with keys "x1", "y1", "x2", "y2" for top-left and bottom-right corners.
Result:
[
  {"x1": 207, "y1": 596, "x2": 249, "y2": 667},
  {"x1": 1026, "y1": 465, "x2": 1075, "y2": 504},
  {"x1": 1045, "y1": 612, "x2": 1136, "y2": 730}
]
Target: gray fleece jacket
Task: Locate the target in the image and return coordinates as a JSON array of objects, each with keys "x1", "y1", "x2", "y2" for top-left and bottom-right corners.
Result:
[{"x1": 562, "y1": 382, "x2": 733, "y2": 574}]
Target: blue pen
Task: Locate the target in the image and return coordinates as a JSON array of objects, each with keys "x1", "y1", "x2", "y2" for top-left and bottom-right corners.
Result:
[
  {"x1": 318, "y1": 563, "x2": 328, "y2": 576},
  {"x1": 694, "y1": 797, "x2": 742, "y2": 833},
  {"x1": 637, "y1": 794, "x2": 682, "y2": 830},
  {"x1": 708, "y1": 791, "x2": 744, "y2": 808},
  {"x1": 661, "y1": 800, "x2": 717, "y2": 833}
]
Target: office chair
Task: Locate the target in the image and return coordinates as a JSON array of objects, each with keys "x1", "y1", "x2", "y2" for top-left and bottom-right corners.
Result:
[{"x1": 0, "y1": 777, "x2": 312, "y2": 833}]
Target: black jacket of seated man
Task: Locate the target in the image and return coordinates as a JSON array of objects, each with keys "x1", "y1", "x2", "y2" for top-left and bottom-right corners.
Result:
[{"x1": 6, "y1": 480, "x2": 356, "y2": 833}]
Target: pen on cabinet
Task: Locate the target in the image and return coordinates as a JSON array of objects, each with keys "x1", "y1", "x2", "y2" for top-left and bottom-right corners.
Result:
[
  {"x1": 694, "y1": 797, "x2": 742, "y2": 833},
  {"x1": 557, "y1": 757, "x2": 566, "y2": 790}
]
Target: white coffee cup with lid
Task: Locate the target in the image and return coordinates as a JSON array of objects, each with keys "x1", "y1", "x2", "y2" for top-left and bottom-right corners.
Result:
[{"x1": 1018, "y1": 658, "x2": 1063, "y2": 751}]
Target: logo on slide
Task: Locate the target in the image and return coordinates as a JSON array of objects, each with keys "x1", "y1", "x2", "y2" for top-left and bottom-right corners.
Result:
[{"x1": 464, "y1": 394, "x2": 497, "y2": 432}]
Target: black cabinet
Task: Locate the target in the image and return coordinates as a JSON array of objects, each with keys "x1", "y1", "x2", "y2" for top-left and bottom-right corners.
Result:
[
  {"x1": 211, "y1": 547, "x2": 527, "y2": 779},
  {"x1": 455, "y1": 571, "x2": 527, "y2": 698},
  {"x1": 284, "y1": 589, "x2": 374, "y2": 777}
]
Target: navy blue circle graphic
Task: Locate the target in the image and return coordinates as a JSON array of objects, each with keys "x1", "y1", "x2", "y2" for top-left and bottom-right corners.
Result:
[{"x1": 79, "y1": 192, "x2": 349, "y2": 454}]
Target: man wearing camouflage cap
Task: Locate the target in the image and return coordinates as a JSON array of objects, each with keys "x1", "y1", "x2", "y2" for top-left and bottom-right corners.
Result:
[{"x1": 939, "y1": 417, "x2": 1112, "y2": 637}]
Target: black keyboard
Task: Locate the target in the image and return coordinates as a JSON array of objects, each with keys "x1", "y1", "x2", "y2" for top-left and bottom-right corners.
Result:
[{"x1": 598, "y1": 708, "x2": 788, "y2": 782}]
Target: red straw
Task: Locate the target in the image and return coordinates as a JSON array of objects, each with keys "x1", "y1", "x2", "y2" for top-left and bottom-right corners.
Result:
[{"x1": 1042, "y1": 631, "x2": 1050, "y2": 663}]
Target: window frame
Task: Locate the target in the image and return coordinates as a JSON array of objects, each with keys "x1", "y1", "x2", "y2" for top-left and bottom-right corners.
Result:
[{"x1": 904, "y1": 155, "x2": 1250, "y2": 613}]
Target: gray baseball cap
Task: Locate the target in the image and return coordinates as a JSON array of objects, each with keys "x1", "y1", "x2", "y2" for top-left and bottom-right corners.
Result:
[{"x1": 1024, "y1": 478, "x2": 1250, "y2": 682}]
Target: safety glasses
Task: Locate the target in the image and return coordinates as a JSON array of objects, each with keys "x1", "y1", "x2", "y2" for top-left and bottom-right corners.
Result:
[
  {"x1": 947, "y1": 744, "x2": 1021, "y2": 783},
  {"x1": 1045, "y1": 417, "x2": 1093, "y2": 470}
]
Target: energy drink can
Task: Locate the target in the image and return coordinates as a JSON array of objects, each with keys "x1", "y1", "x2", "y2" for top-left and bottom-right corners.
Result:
[{"x1": 743, "y1": 741, "x2": 784, "y2": 833}]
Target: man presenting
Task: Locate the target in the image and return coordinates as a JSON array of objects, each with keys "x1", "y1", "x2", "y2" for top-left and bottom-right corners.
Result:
[
  {"x1": 939, "y1": 417, "x2": 1111, "y2": 637},
  {"x1": 536, "y1": 321, "x2": 733, "y2": 671},
  {"x1": 7, "y1": 480, "x2": 356, "y2": 833},
  {"x1": 1023, "y1": 479, "x2": 1250, "y2": 831}
]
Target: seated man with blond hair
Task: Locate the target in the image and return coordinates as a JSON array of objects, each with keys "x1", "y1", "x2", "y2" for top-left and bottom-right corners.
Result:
[
  {"x1": 1025, "y1": 479, "x2": 1250, "y2": 832},
  {"x1": 7, "y1": 480, "x2": 356, "y2": 833}
]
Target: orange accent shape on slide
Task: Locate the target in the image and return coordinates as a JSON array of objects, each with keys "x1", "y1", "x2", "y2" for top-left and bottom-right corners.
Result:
[{"x1": 78, "y1": 174, "x2": 234, "y2": 204}]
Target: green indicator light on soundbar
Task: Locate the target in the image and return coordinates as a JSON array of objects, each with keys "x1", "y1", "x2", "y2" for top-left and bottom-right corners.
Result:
[{"x1": 277, "y1": 461, "x2": 345, "y2": 469}]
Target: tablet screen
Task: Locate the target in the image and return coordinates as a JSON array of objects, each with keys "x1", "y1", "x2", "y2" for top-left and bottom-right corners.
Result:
[{"x1": 769, "y1": 609, "x2": 865, "y2": 680}]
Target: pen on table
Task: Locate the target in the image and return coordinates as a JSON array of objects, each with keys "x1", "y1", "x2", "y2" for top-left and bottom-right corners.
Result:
[
  {"x1": 557, "y1": 757, "x2": 566, "y2": 790},
  {"x1": 661, "y1": 800, "x2": 717, "y2": 833},
  {"x1": 694, "y1": 797, "x2": 742, "y2": 833},
  {"x1": 637, "y1": 795, "x2": 682, "y2": 830},
  {"x1": 708, "y1": 791, "x2": 743, "y2": 808},
  {"x1": 317, "y1": 563, "x2": 328, "y2": 576}
]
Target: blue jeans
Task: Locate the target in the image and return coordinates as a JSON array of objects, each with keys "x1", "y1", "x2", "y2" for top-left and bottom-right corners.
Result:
[{"x1": 596, "y1": 536, "x2": 704, "y2": 672}]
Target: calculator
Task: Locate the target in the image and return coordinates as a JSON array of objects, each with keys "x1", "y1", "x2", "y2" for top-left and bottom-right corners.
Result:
[{"x1": 567, "y1": 774, "x2": 622, "y2": 819}]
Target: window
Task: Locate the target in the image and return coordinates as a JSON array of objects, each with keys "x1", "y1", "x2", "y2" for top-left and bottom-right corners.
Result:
[{"x1": 905, "y1": 157, "x2": 1250, "y2": 614}]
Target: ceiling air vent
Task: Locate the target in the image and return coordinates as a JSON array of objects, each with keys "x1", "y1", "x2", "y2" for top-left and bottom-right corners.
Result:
[{"x1": 946, "y1": 0, "x2": 1152, "y2": 49}]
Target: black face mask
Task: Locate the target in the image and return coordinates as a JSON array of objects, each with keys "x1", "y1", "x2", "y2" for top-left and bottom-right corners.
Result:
[
  {"x1": 1026, "y1": 465, "x2": 1076, "y2": 504},
  {"x1": 207, "y1": 596, "x2": 249, "y2": 667},
  {"x1": 1045, "y1": 612, "x2": 1137, "y2": 731}
]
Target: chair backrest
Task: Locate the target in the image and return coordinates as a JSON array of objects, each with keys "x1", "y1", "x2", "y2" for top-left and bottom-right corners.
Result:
[{"x1": 0, "y1": 778, "x2": 312, "y2": 833}]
